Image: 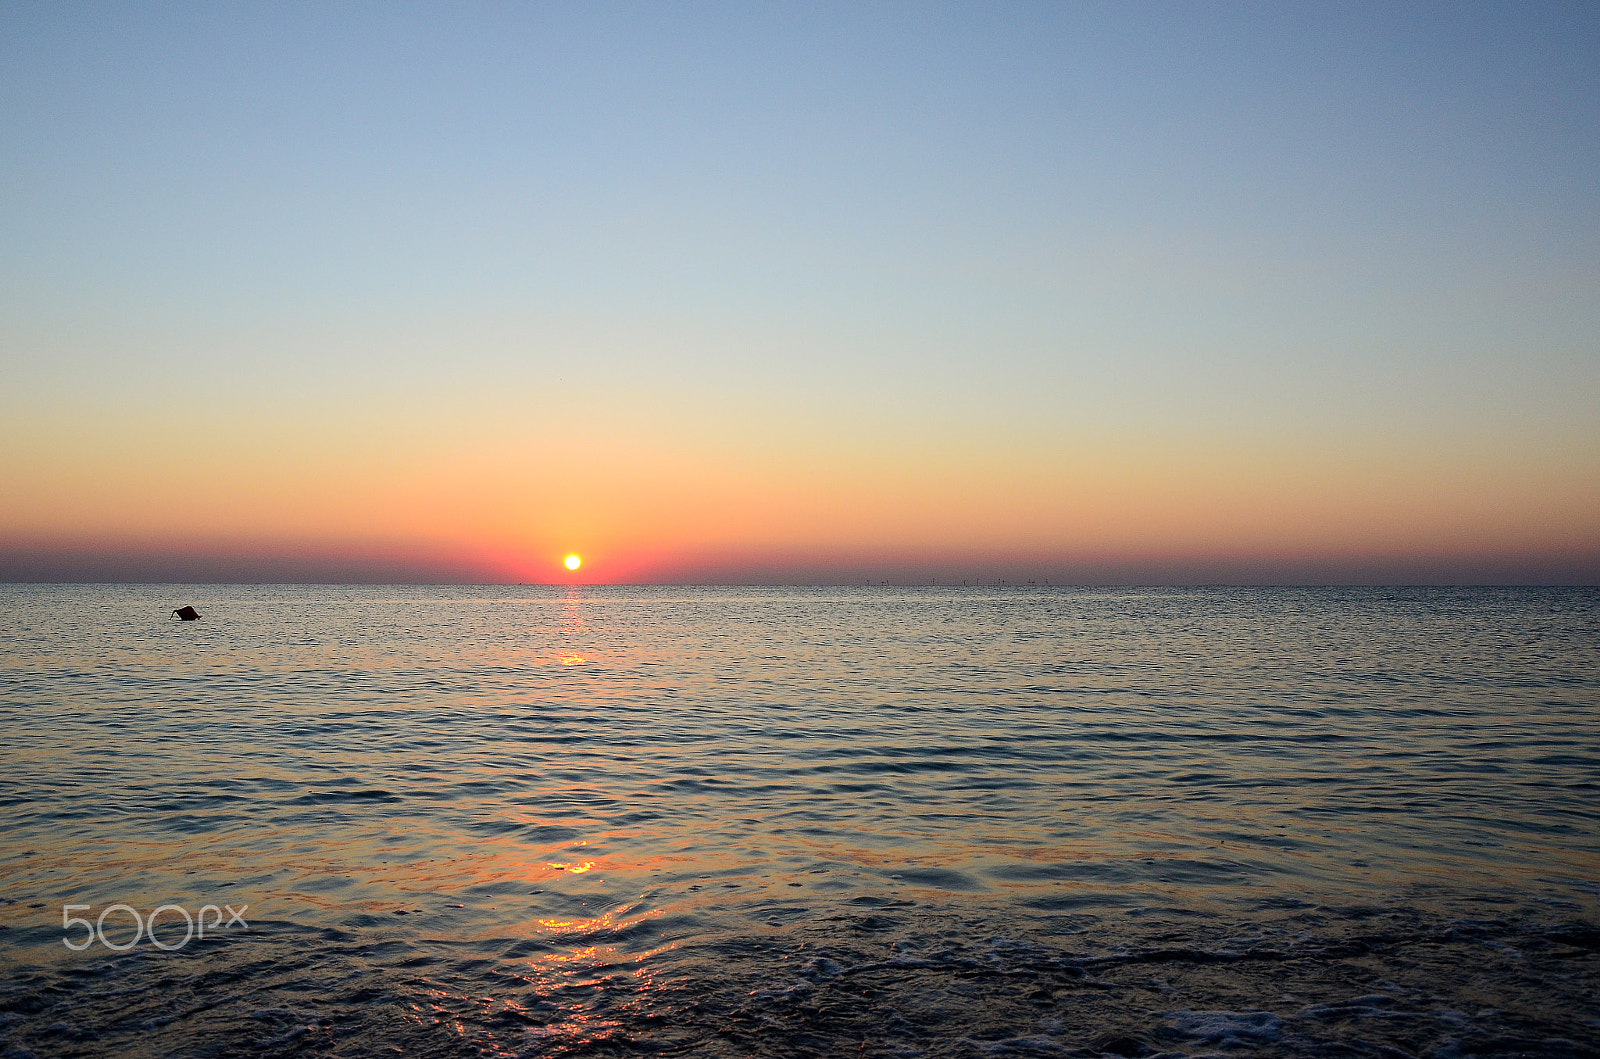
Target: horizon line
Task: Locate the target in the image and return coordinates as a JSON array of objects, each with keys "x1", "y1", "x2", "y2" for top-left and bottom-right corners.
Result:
[{"x1": 3, "y1": 580, "x2": 1596, "y2": 589}]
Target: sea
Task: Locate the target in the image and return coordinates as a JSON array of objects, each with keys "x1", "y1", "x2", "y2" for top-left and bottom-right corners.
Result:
[{"x1": 0, "y1": 585, "x2": 1596, "y2": 1058}]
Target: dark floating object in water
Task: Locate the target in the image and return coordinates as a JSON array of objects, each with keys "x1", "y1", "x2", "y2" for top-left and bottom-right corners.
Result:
[{"x1": 172, "y1": 606, "x2": 201, "y2": 621}]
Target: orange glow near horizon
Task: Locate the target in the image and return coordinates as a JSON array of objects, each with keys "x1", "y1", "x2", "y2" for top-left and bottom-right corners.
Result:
[{"x1": 0, "y1": 391, "x2": 1596, "y2": 583}]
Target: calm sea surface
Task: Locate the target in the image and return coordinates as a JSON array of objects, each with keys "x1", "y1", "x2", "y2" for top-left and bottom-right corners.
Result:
[{"x1": 0, "y1": 585, "x2": 1596, "y2": 1057}]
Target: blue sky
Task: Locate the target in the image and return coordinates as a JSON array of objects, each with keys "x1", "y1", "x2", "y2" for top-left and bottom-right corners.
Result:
[{"x1": 2, "y1": 1, "x2": 1597, "y2": 581}]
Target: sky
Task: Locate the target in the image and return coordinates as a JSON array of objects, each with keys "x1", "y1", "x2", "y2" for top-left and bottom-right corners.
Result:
[{"x1": 2, "y1": 1, "x2": 1597, "y2": 584}]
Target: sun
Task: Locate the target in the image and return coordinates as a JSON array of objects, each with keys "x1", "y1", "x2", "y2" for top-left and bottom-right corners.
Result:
[{"x1": 564, "y1": 554, "x2": 581, "y2": 571}]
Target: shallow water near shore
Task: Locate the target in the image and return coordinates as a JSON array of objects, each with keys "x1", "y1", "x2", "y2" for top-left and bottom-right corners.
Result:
[{"x1": 1, "y1": 585, "x2": 1597, "y2": 1057}]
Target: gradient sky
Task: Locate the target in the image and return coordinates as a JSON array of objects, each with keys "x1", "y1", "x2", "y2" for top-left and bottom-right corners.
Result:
[{"x1": 2, "y1": 1, "x2": 1597, "y2": 583}]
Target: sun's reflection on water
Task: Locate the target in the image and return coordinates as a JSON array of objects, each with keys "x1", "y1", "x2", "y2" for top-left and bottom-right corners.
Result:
[
  {"x1": 404, "y1": 896, "x2": 671, "y2": 1056},
  {"x1": 545, "y1": 859, "x2": 595, "y2": 874},
  {"x1": 497, "y1": 927, "x2": 670, "y2": 1055},
  {"x1": 556, "y1": 588, "x2": 593, "y2": 668}
]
